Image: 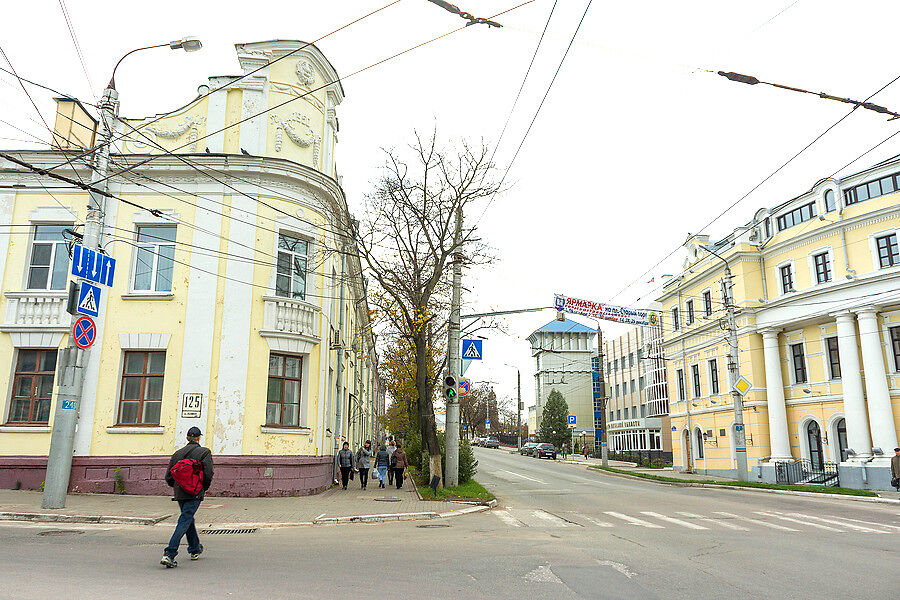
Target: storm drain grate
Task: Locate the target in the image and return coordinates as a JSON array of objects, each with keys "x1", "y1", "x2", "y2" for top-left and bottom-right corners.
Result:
[{"x1": 200, "y1": 528, "x2": 258, "y2": 535}]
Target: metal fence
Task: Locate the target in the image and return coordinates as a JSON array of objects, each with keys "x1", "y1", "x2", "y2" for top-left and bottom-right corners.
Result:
[
  {"x1": 605, "y1": 450, "x2": 673, "y2": 466},
  {"x1": 774, "y1": 459, "x2": 840, "y2": 487}
]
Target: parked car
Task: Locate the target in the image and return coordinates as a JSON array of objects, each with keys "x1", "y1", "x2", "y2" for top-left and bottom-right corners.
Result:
[
  {"x1": 533, "y1": 443, "x2": 557, "y2": 460},
  {"x1": 483, "y1": 437, "x2": 499, "y2": 449},
  {"x1": 520, "y1": 442, "x2": 538, "y2": 456},
  {"x1": 472, "y1": 437, "x2": 485, "y2": 447}
]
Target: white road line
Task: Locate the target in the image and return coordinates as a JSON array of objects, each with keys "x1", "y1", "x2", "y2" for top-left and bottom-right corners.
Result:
[
  {"x1": 676, "y1": 511, "x2": 748, "y2": 531},
  {"x1": 754, "y1": 511, "x2": 844, "y2": 532},
  {"x1": 495, "y1": 510, "x2": 522, "y2": 527},
  {"x1": 499, "y1": 469, "x2": 546, "y2": 484},
  {"x1": 572, "y1": 513, "x2": 614, "y2": 527},
  {"x1": 713, "y1": 511, "x2": 799, "y2": 532},
  {"x1": 604, "y1": 511, "x2": 664, "y2": 528},
  {"x1": 530, "y1": 510, "x2": 572, "y2": 527},
  {"x1": 826, "y1": 515, "x2": 900, "y2": 531},
  {"x1": 641, "y1": 511, "x2": 708, "y2": 530},
  {"x1": 780, "y1": 513, "x2": 886, "y2": 533}
]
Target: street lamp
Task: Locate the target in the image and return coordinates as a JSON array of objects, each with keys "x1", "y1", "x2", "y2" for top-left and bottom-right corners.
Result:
[{"x1": 108, "y1": 37, "x2": 202, "y2": 89}]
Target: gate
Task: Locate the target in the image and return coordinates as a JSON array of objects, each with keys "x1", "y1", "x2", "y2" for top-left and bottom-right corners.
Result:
[{"x1": 774, "y1": 459, "x2": 840, "y2": 487}]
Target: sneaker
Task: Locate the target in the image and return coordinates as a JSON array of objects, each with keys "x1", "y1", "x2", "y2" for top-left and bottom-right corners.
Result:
[
  {"x1": 190, "y1": 545, "x2": 204, "y2": 561},
  {"x1": 160, "y1": 555, "x2": 177, "y2": 568}
]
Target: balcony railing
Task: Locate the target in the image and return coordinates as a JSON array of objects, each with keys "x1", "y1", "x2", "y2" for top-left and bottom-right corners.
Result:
[
  {"x1": 261, "y1": 296, "x2": 320, "y2": 340},
  {"x1": 1, "y1": 291, "x2": 69, "y2": 331}
]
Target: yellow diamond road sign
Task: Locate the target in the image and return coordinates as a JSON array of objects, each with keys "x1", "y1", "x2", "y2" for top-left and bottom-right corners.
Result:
[{"x1": 733, "y1": 376, "x2": 752, "y2": 396}]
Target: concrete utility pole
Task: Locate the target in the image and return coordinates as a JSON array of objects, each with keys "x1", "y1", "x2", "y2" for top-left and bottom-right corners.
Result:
[
  {"x1": 445, "y1": 207, "x2": 462, "y2": 487},
  {"x1": 516, "y1": 369, "x2": 522, "y2": 449},
  {"x1": 597, "y1": 326, "x2": 609, "y2": 467},
  {"x1": 701, "y1": 246, "x2": 749, "y2": 482}
]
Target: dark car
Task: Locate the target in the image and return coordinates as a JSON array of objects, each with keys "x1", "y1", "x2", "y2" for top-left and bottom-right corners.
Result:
[
  {"x1": 520, "y1": 442, "x2": 538, "y2": 456},
  {"x1": 534, "y1": 443, "x2": 557, "y2": 460},
  {"x1": 484, "y1": 437, "x2": 500, "y2": 449}
]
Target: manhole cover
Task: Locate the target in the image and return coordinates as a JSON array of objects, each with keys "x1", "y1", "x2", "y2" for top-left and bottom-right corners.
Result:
[
  {"x1": 373, "y1": 497, "x2": 401, "y2": 502},
  {"x1": 416, "y1": 523, "x2": 450, "y2": 528},
  {"x1": 200, "y1": 528, "x2": 258, "y2": 535},
  {"x1": 38, "y1": 530, "x2": 85, "y2": 536}
]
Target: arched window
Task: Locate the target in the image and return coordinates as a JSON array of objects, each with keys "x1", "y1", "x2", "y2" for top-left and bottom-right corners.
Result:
[
  {"x1": 695, "y1": 428, "x2": 704, "y2": 459},
  {"x1": 824, "y1": 189, "x2": 836, "y2": 212},
  {"x1": 806, "y1": 421, "x2": 823, "y2": 469},
  {"x1": 835, "y1": 418, "x2": 848, "y2": 462}
]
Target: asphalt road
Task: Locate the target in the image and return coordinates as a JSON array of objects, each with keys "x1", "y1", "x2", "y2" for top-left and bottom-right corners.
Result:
[{"x1": 2, "y1": 448, "x2": 897, "y2": 599}]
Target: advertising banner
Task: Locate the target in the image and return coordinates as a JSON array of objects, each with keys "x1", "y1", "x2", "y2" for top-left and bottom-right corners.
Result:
[{"x1": 554, "y1": 293, "x2": 660, "y2": 327}]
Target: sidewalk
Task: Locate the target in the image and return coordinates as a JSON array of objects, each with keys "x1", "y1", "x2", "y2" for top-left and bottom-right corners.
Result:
[{"x1": 0, "y1": 476, "x2": 481, "y2": 527}]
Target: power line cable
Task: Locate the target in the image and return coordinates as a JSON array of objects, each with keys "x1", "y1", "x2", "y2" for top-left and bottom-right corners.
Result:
[{"x1": 57, "y1": 0, "x2": 97, "y2": 102}]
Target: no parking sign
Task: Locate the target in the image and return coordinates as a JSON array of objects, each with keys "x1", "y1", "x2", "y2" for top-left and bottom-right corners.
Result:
[{"x1": 72, "y1": 316, "x2": 96, "y2": 349}]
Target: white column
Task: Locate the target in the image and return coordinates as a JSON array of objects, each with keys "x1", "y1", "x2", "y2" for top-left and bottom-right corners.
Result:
[
  {"x1": 832, "y1": 311, "x2": 872, "y2": 460},
  {"x1": 760, "y1": 328, "x2": 792, "y2": 461},
  {"x1": 855, "y1": 307, "x2": 899, "y2": 456}
]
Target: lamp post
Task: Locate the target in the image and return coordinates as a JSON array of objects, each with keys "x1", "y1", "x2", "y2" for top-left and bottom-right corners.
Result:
[{"x1": 43, "y1": 38, "x2": 202, "y2": 509}]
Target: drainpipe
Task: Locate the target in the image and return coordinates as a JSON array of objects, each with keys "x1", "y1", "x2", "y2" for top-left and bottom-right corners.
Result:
[
  {"x1": 678, "y1": 283, "x2": 693, "y2": 473},
  {"x1": 333, "y1": 245, "x2": 347, "y2": 482},
  {"x1": 837, "y1": 188, "x2": 856, "y2": 280}
]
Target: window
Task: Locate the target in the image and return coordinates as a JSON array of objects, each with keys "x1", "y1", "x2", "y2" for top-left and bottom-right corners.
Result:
[
  {"x1": 764, "y1": 217, "x2": 772, "y2": 238},
  {"x1": 875, "y1": 234, "x2": 899, "y2": 268},
  {"x1": 691, "y1": 364, "x2": 701, "y2": 398},
  {"x1": 27, "y1": 225, "x2": 70, "y2": 290},
  {"x1": 641, "y1": 404, "x2": 647, "y2": 418},
  {"x1": 676, "y1": 369, "x2": 685, "y2": 401},
  {"x1": 118, "y1": 351, "x2": 165, "y2": 425},
  {"x1": 624, "y1": 407, "x2": 629, "y2": 419},
  {"x1": 780, "y1": 264, "x2": 794, "y2": 293},
  {"x1": 8, "y1": 349, "x2": 56, "y2": 423},
  {"x1": 639, "y1": 376, "x2": 645, "y2": 390},
  {"x1": 276, "y1": 233, "x2": 308, "y2": 299},
  {"x1": 776, "y1": 201, "x2": 817, "y2": 231},
  {"x1": 133, "y1": 226, "x2": 176, "y2": 292},
  {"x1": 826, "y1": 336, "x2": 841, "y2": 379},
  {"x1": 889, "y1": 326, "x2": 900, "y2": 371},
  {"x1": 615, "y1": 384, "x2": 620, "y2": 397},
  {"x1": 623, "y1": 381, "x2": 629, "y2": 395},
  {"x1": 629, "y1": 353, "x2": 634, "y2": 368},
  {"x1": 671, "y1": 307, "x2": 680, "y2": 331},
  {"x1": 630, "y1": 379, "x2": 635, "y2": 395},
  {"x1": 813, "y1": 252, "x2": 832, "y2": 283},
  {"x1": 791, "y1": 343, "x2": 807, "y2": 384},
  {"x1": 616, "y1": 409, "x2": 621, "y2": 420},
  {"x1": 703, "y1": 290, "x2": 712, "y2": 317},
  {"x1": 609, "y1": 410, "x2": 614, "y2": 422},
  {"x1": 267, "y1": 354, "x2": 302, "y2": 427},
  {"x1": 845, "y1": 173, "x2": 899, "y2": 205},
  {"x1": 685, "y1": 299, "x2": 694, "y2": 326},
  {"x1": 708, "y1": 359, "x2": 719, "y2": 394},
  {"x1": 614, "y1": 359, "x2": 618, "y2": 371},
  {"x1": 695, "y1": 429, "x2": 704, "y2": 459},
  {"x1": 824, "y1": 189, "x2": 836, "y2": 212}
]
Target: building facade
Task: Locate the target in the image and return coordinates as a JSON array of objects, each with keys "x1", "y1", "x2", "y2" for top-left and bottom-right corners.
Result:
[
  {"x1": 603, "y1": 324, "x2": 671, "y2": 459},
  {"x1": 528, "y1": 319, "x2": 596, "y2": 447},
  {"x1": 658, "y1": 156, "x2": 900, "y2": 489},
  {"x1": 0, "y1": 40, "x2": 378, "y2": 496}
]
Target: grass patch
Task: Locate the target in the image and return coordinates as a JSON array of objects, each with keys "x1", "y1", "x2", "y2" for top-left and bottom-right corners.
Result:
[
  {"x1": 590, "y1": 466, "x2": 879, "y2": 497},
  {"x1": 417, "y1": 479, "x2": 496, "y2": 502}
]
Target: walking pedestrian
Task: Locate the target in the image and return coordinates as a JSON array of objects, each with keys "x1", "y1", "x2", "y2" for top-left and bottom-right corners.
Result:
[
  {"x1": 582, "y1": 443, "x2": 590, "y2": 459},
  {"x1": 356, "y1": 440, "x2": 373, "y2": 490},
  {"x1": 386, "y1": 437, "x2": 397, "y2": 486},
  {"x1": 338, "y1": 442, "x2": 354, "y2": 490},
  {"x1": 374, "y1": 444, "x2": 390, "y2": 488},
  {"x1": 891, "y1": 447, "x2": 900, "y2": 491},
  {"x1": 160, "y1": 427, "x2": 213, "y2": 568},
  {"x1": 391, "y1": 441, "x2": 408, "y2": 490}
]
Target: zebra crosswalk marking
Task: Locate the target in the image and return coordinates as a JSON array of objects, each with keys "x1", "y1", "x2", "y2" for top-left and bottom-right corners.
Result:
[
  {"x1": 781, "y1": 513, "x2": 886, "y2": 533},
  {"x1": 572, "y1": 513, "x2": 614, "y2": 527},
  {"x1": 754, "y1": 511, "x2": 844, "y2": 532},
  {"x1": 713, "y1": 511, "x2": 798, "y2": 531},
  {"x1": 676, "y1": 512, "x2": 749, "y2": 531},
  {"x1": 604, "y1": 511, "x2": 664, "y2": 528},
  {"x1": 826, "y1": 515, "x2": 900, "y2": 531},
  {"x1": 640, "y1": 511, "x2": 707, "y2": 530},
  {"x1": 495, "y1": 510, "x2": 523, "y2": 527},
  {"x1": 531, "y1": 510, "x2": 572, "y2": 527}
]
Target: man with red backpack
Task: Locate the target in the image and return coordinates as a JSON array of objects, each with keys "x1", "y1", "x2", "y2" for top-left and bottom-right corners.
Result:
[{"x1": 160, "y1": 427, "x2": 214, "y2": 568}]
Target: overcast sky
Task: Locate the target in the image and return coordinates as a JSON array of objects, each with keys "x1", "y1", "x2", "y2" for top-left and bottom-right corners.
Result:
[{"x1": 4, "y1": 0, "x2": 900, "y2": 410}]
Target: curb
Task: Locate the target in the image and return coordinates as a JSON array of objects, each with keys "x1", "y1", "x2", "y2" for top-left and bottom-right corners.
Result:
[
  {"x1": 314, "y1": 511, "x2": 439, "y2": 524},
  {"x1": 590, "y1": 467, "x2": 900, "y2": 505},
  {"x1": 0, "y1": 511, "x2": 170, "y2": 525}
]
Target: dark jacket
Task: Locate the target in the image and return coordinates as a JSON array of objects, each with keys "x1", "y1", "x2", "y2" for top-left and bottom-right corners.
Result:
[
  {"x1": 375, "y1": 449, "x2": 391, "y2": 467},
  {"x1": 165, "y1": 442, "x2": 214, "y2": 501},
  {"x1": 391, "y1": 448, "x2": 408, "y2": 469},
  {"x1": 338, "y1": 448, "x2": 354, "y2": 468}
]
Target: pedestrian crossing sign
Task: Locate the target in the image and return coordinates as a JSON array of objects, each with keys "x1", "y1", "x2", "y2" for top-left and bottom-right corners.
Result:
[
  {"x1": 462, "y1": 339, "x2": 482, "y2": 360},
  {"x1": 733, "y1": 376, "x2": 752, "y2": 396},
  {"x1": 76, "y1": 282, "x2": 101, "y2": 318}
]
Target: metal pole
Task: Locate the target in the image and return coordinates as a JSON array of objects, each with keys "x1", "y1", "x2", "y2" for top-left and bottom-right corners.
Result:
[
  {"x1": 723, "y1": 265, "x2": 749, "y2": 481},
  {"x1": 445, "y1": 207, "x2": 462, "y2": 487},
  {"x1": 42, "y1": 86, "x2": 118, "y2": 509},
  {"x1": 516, "y1": 369, "x2": 521, "y2": 449},
  {"x1": 597, "y1": 325, "x2": 608, "y2": 467}
]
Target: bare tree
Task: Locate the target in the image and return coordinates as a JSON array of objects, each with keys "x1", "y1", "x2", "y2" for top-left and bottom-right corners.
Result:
[{"x1": 351, "y1": 131, "x2": 500, "y2": 486}]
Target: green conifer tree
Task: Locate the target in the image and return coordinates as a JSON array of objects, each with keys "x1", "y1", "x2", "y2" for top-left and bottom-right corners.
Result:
[{"x1": 537, "y1": 389, "x2": 570, "y2": 449}]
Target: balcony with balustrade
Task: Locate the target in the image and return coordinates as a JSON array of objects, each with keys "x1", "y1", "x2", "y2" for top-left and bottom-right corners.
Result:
[
  {"x1": 1, "y1": 291, "x2": 70, "y2": 347},
  {"x1": 259, "y1": 295, "x2": 321, "y2": 354}
]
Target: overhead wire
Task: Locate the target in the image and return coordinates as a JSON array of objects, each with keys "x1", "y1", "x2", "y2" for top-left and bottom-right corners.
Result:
[{"x1": 57, "y1": 0, "x2": 97, "y2": 102}]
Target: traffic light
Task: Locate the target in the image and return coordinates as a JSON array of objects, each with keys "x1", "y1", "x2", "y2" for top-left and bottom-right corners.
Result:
[{"x1": 444, "y1": 374, "x2": 457, "y2": 401}]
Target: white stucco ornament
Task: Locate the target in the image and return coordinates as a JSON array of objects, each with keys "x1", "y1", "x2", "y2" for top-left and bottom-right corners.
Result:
[
  {"x1": 296, "y1": 61, "x2": 315, "y2": 87},
  {"x1": 270, "y1": 112, "x2": 321, "y2": 164}
]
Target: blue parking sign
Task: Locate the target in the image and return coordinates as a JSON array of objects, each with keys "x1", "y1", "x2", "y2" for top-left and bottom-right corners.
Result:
[{"x1": 567, "y1": 415, "x2": 576, "y2": 425}]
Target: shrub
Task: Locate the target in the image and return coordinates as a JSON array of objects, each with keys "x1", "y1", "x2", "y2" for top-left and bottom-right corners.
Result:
[{"x1": 405, "y1": 432, "x2": 478, "y2": 485}]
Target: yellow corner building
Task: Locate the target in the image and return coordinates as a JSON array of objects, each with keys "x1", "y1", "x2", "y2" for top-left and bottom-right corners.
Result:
[
  {"x1": 658, "y1": 158, "x2": 900, "y2": 490},
  {"x1": 0, "y1": 41, "x2": 380, "y2": 496}
]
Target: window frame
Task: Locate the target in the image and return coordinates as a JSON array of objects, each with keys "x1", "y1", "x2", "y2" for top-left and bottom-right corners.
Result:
[
  {"x1": 131, "y1": 225, "x2": 177, "y2": 293},
  {"x1": 691, "y1": 364, "x2": 701, "y2": 398},
  {"x1": 266, "y1": 353, "x2": 304, "y2": 428},
  {"x1": 685, "y1": 299, "x2": 694, "y2": 326},
  {"x1": 708, "y1": 358, "x2": 719, "y2": 395},
  {"x1": 775, "y1": 201, "x2": 817, "y2": 231},
  {"x1": 812, "y1": 250, "x2": 832, "y2": 284},
  {"x1": 889, "y1": 326, "x2": 900, "y2": 372},
  {"x1": 790, "y1": 343, "x2": 808, "y2": 384},
  {"x1": 824, "y1": 189, "x2": 836, "y2": 212},
  {"x1": 671, "y1": 307, "x2": 680, "y2": 331},
  {"x1": 825, "y1": 336, "x2": 841, "y2": 379},
  {"x1": 676, "y1": 368, "x2": 685, "y2": 401},
  {"x1": 844, "y1": 172, "x2": 900, "y2": 206},
  {"x1": 779, "y1": 262, "x2": 795, "y2": 294},
  {"x1": 702, "y1": 290, "x2": 713, "y2": 317},
  {"x1": 26, "y1": 224, "x2": 71, "y2": 291},
  {"x1": 7, "y1": 348, "x2": 57, "y2": 424},
  {"x1": 117, "y1": 351, "x2": 166, "y2": 426},
  {"x1": 873, "y1": 232, "x2": 899, "y2": 269},
  {"x1": 275, "y1": 232, "x2": 309, "y2": 300}
]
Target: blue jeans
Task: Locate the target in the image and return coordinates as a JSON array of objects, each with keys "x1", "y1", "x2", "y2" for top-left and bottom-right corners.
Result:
[
  {"x1": 376, "y1": 466, "x2": 387, "y2": 483},
  {"x1": 165, "y1": 499, "x2": 202, "y2": 558}
]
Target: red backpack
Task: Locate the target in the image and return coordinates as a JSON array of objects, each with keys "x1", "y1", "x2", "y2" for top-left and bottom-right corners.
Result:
[{"x1": 170, "y1": 450, "x2": 204, "y2": 495}]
